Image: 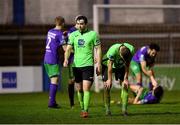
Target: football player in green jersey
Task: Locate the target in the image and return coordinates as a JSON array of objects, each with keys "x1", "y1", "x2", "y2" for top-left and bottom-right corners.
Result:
[
  {"x1": 102, "y1": 43, "x2": 134, "y2": 116},
  {"x1": 64, "y1": 15, "x2": 102, "y2": 118}
]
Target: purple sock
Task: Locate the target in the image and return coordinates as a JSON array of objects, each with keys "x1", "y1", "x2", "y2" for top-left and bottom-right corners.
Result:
[{"x1": 48, "y1": 84, "x2": 58, "y2": 106}]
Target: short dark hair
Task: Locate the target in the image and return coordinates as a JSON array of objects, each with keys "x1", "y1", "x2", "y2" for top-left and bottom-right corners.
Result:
[
  {"x1": 149, "y1": 43, "x2": 160, "y2": 52},
  {"x1": 120, "y1": 46, "x2": 132, "y2": 64},
  {"x1": 76, "y1": 15, "x2": 88, "y2": 24},
  {"x1": 75, "y1": 15, "x2": 82, "y2": 21},
  {"x1": 154, "y1": 85, "x2": 164, "y2": 102},
  {"x1": 55, "y1": 16, "x2": 65, "y2": 26}
]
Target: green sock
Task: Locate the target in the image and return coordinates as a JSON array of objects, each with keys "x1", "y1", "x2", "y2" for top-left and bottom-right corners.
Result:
[
  {"x1": 104, "y1": 88, "x2": 110, "y2": 111},
  {"x1": 121, "y1": 86, "x2": 128, "y2": 112},
  {"x1": 77, "y1": 91, "x2": 84, "y2": 110},
  {"x1": 84, "y1": 91, "x2": 91, "y2": 112}
]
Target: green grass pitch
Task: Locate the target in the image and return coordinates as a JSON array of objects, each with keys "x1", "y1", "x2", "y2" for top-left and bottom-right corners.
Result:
[{"x1": 0, "y1": 90, "x2": 180, "y2": 124}]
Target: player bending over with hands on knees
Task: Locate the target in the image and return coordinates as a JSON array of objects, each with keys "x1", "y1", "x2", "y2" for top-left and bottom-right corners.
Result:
[{"x1": 102, "y1": 43, "x2": 134, "y2": 116}]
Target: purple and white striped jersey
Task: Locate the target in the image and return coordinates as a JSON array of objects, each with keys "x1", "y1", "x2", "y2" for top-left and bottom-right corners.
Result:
[
  {"x1": 44, "y1": 28, "x2": 65, "y2": 64},
  {"x1": 132, "y1": 46, "x2": 149, "y2": 63}
]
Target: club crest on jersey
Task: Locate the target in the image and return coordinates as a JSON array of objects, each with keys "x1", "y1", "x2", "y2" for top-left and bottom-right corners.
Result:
[{"x1": 78, "y1": 39, "x2": 85, "y2": 47}]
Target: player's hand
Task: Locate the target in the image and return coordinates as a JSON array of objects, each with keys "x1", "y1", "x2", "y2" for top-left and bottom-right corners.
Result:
[
  {"x1": 122, "y1": 79, "x2": 129, "y2": 89},
  {"x1": 96, "y1": 64, "x2": 101, "y2": 76},
  {"x1": 63, "y1": 59, "x2": 68, "y2": 67},
  {"x1": 104, "y1": 79, "x2": 112, "y2": 89},
  {"x1": 150, "y1": 76, "x2": 158, "y2": 89}
]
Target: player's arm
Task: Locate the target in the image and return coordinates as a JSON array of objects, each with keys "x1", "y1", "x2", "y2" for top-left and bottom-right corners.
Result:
[
  {"x1": 95, "y1": 44, "x2": 102, "y2": 76},
  {"x1": 62, "y1": 45, "x2": 67, "y2": 51},
  {"x1": 123, "y1": 65, "x2": 130, "y2": 87},
  {"x1": 141, "y1": 60, "x2": 158, "y2": 88},
  {"x1": 140, "y1": 61, "x2": 153, "y2": 77},
  {"x1": 61, "y1": 31, "x2": 69, "y2": 51},
  {"x1": 105, "y1": 60, "x2": 113, "y2": 89},
  {"x1": 63, "y1": 45, "x2": 73, "y2": 67},
  {"x1": 149, "y1": 70, "x2": 158, "y2": 89}
]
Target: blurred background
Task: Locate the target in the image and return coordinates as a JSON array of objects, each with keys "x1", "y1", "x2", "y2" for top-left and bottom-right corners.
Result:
[{"x1": 0, "y1": 0, "x2": 180, "y2": 93}]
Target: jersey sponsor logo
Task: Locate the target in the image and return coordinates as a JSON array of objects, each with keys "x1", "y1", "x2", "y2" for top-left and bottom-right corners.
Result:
[
  {"x1": 78, "y1": 39, "x2": 85, "y2": 47},
  {"x1": 2, "y1": 72, "x2": 17, "y2": 88}
]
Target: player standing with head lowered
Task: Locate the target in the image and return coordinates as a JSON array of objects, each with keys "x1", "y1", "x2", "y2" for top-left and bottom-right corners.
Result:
[
  {"x1": 44, "y1": 16, "x2": 66, "y2": 108},
  {"x1": 102, "y1": 43, "x2": 135, "y2": 116},
  {"x1": 130, "y1": 43, "x2": 160, "y2": 90},
  {"x1": 63, "y1": 15, "x2": 102, "y2": 118}
]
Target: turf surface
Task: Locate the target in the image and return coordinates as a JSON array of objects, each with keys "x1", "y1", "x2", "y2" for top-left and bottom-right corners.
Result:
[{"x1": 0, "y1": 90, "x2": 179, "y2": 124}]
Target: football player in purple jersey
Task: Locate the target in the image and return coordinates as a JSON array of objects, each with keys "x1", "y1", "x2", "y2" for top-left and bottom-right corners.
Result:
[
  {"x1": 44, "y1": 16, "x2": 66, "y2": 108},
  {"x1": 130, "y1": 43, "x2": 160, "y2": 90},
  {"x1": 129, "y1": 84, "x2": 164, "y2": 104}
]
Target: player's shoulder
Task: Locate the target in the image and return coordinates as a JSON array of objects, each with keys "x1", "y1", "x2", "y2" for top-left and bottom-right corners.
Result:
[
  {"x1": 140, "y1": 46, "x2": 148, "y2": 51},
  {"x1": 71, "y1": 30, "x2": 79, "y2": 34},
  {"x1": 48, "y1": 28, "x2": 63, "y2": 34},
  {"x1": 111, "y1": 43, "x2": 122, "y2": 49},
  {"x1": 108, "y1": 44, "x2": 120, "y2": 53},
  {"x1": 68, "y1": 26, "x2": 77, "y2": 33},
  {"x1": 69, "y1": 30, "x2": 79, "y2": 38},
  {"x1": 123, "y1": 42, "x2": 135, "y2": 54},
  {"x1": 88, "y1": 30, "x2": 98, "y2": 35}
]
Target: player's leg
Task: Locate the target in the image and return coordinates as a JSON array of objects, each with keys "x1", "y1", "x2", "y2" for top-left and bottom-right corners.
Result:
[
  {"x1": 102, "y1": 65, "x2": 111, "y2": 115},
  {"x1": 44, "y1": 64, "x2": 60, "y2": 108},
  {"x1": 104, "y1": 87, "x2": 111, "y2": 115},
  {"x1": 49, "y1": 77, "x2": 59, "y2": 107},
  {"x1": 82, "y1": 66, "x2": 94, "y2": 118},
  {"x1": 82, "y1": 80, "x2": 92, "y2": 118},
  {"x1": 68, "y1": 79, "x2": 75, "y2": 108},
  {"x1": 73, "y1": 67, "x2": 84, "y2": 111},
  {"x1": 121, "y1": 82, "x2": 129, "y2": 116},
  {"x1": 130, "y1": 60, "x2": 142, "y2": 86},
  {"x1": 116, "y1": 67, "x2": 129, "y2": 116},
  {"x1": 76, "y1": 82, "x2": 83, "y2": 110},
  {"x1": 68, "y1": 64, "x2": 75, "y2": 108}
]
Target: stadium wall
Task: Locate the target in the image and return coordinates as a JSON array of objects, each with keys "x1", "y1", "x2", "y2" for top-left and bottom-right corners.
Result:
[
  {"x1": 0, "y1": 0, "x2": 13, "y2": 24},
  {"x1": 0, "y1": 66, "x2": 42, "y2": 93},
  {"x1": 0, "y1": 0, "x2": 173, "y2": 25}
]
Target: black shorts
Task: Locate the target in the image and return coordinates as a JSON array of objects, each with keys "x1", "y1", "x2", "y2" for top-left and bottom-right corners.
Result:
[
  {"x1": 102, "y1": 64, "x2": 125, "y2": 82},
  {"x1": 73, "y1": 66, "x2": 94, "y2": 83}
]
